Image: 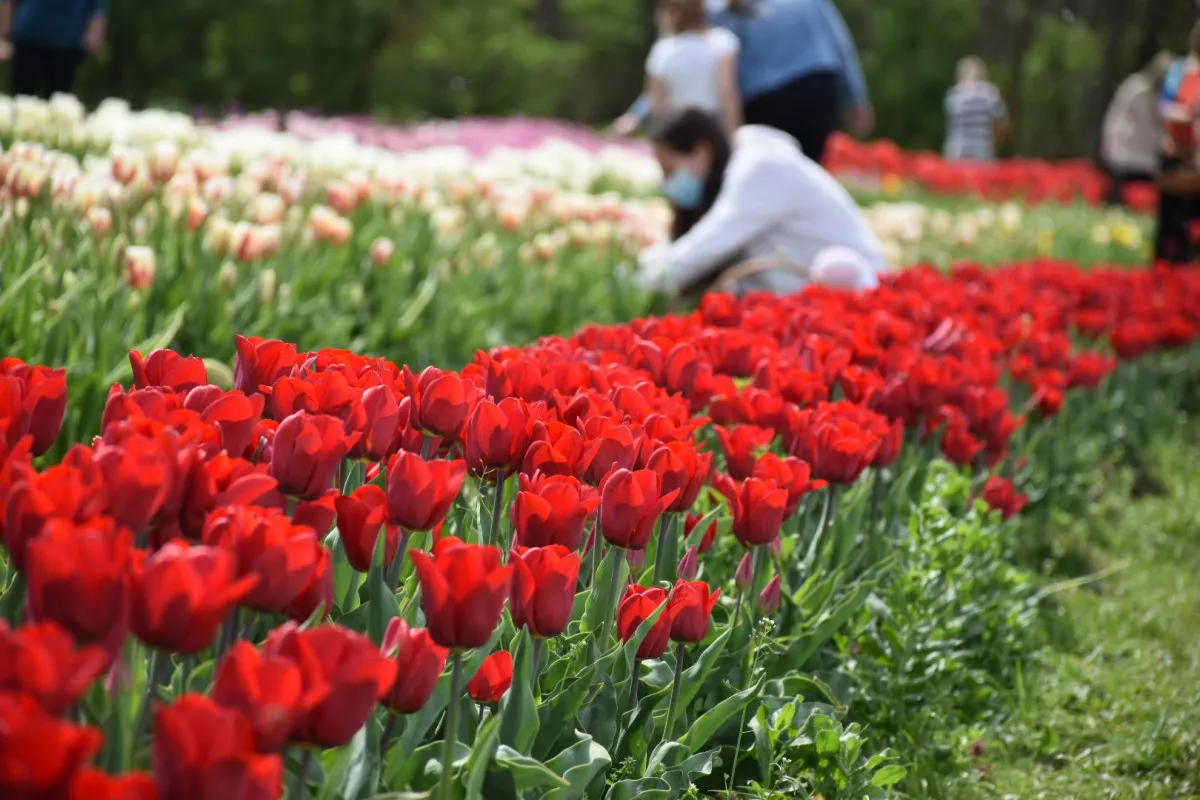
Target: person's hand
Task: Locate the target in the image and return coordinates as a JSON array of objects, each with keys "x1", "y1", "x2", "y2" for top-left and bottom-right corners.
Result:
[
  {"x1": 609, "y1": 114, "x2": 640, "y2": 139},
  {"x1": 849, "y1": 104, "x2": 874, "y2": 138},
  {"x1": 636, "y1": 245, "x2": 672, "y2": 293},
  {"x1": 82, "y1": 14, "x2": 106, "y2": 55}
]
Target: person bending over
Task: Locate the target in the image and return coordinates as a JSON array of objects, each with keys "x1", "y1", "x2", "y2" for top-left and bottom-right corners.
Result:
[{"x1": 637, "y1": 107, "x2": 890, "y2": 297}]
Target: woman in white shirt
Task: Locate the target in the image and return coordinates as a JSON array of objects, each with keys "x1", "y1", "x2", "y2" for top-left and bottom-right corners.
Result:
[
  {"x1": 638, "y1": 107, "x2": 891, "y2": 297},
  {"x1": 644, "y1": 0, "x2": 742, "y2": 135}
]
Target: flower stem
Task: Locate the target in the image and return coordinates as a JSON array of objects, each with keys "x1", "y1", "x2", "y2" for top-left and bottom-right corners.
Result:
[
  {"x1": 531, "y1": 637, "x2": 544, "y2": 697},
  {"x1": 131, "y1": 649, "x2": 168, "y2": 762},
  {"x1": 596, "y1": 548, "x2": 624, "y2": 651},
  {"x1": 488, "y1": 477, "x2": 506, "y2": 549},
  {"x1": 380, "y1": 715, "x2": 398, "y2": 771},
  {"x1": 437, "y1": 654, "x2": 465, "y2": 800},
  {"x1": 806, "y1": 485, "x2": 838, "y2": 570},
  {"x1": 662, "y1": 643, "x2": 687, "y2": 743},
  {"x1": 293, "y1": 748, "x2": 312, "y2": 800},
  {"x1": 626, "y1": 659, "x2": 640, "y2": 710}
]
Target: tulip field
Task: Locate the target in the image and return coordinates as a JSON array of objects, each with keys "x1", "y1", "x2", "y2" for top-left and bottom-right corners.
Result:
[{"x1": 1, "y1": 95, "x2": 1198, "y2": 800}]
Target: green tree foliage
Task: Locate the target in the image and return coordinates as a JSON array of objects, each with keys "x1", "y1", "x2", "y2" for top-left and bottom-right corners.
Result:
[{"x1": 49, "y1": 0, "x2": 1197, "y2": 158}]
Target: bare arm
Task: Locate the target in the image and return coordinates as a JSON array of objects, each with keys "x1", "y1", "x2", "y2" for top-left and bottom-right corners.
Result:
[
  {"x1": 717, "y1": 52, "x2": 742, "y2": 135},
  {"x1": 1, "y1": 2, "x2": 13, "y2": 39},
  {"x1": 647, "y1": 75, "x2": 668, "y2": 120}
]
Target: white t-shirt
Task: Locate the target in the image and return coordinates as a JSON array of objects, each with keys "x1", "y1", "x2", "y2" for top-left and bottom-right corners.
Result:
[
  {"x1": 638, "y1": 126, "x2": 891, "y2": 296},
  {"x1": 646, "y1": 29, "x2": 740, "y2": 116}
]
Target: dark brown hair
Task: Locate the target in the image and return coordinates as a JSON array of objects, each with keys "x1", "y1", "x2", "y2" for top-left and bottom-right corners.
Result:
[
  {"x1": 660, "y1": 0, "x2": 707, "y2": 32},
  {"x1": 647, "y1": 107, "x2": 733, "y2": 242}
]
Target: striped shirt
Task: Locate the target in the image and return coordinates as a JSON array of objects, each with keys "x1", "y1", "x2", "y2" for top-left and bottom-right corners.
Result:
[{"x1": 943, "y1": 82, "x2": 1007, "y2": 163}]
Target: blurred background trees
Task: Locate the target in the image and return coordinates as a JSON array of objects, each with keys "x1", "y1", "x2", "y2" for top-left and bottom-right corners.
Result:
[{"x1": 30, "y1": 0, "x2": 1196, "y2": 160}]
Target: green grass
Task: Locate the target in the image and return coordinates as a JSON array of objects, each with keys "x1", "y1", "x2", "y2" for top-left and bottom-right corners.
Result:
[{"x1": 960, "y1": 432, "x2": 1200, "y2": 799}]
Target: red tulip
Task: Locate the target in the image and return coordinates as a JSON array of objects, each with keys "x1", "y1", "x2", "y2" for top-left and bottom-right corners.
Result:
[
  {"x1": 616, "y1": 584, "x2": 671, "y2": 659},
  {"x1": 385, "y1": 451, "x2": 466, "y2": 531},
  {"x1": 510, "y1": 473, "x2": 598, "y2": 550},
  {"x1": 0, "y1": 360, "x2": 68, "y2": 456},
  {"x1": 262, "y1": 623, "x2": 398, "y2": 748},
  {"x1": 410, "y1": 536, "x2": 512, "y2": 650},
  {"x1": 201, "y1": 505, "x2": 322, "y2": 613},
  {"x1": 70, "y1": 769, "x2": 158, "y2": 800},
  {"x1": 713, "y1": 425, "x2": 774, "y2": 481},
  {"x1": 234, "y1": 336, "x2": 298, "y2": 395},
  {"x1": 758, "y1": 575, "x2": 782, "y2": 613},
  {"x1": 199, "y1": 392, "x2": 265, "y2": 458},
  {"x1": 646, "y1": 441, "x2": 713, "y2": 514},
  {"x1": 212, "y1": 642, "x2": 327, "y2": 752},
  {"x1": 92, "y1": 419, "x2": 179, "y2": 532},
  {"x1": 684, "y1": 513, "x2": 718, "y2": 553},
  {"x1": 522, "y1": 421, "x2": 584, "y2": 478},
  {"x1": 269, "y1": 412, "x2": 357, "y2": 501},
  {"x1": 466, "y1": 651, "x2": 513, "y2": 704},
  {"x1": 0, "y1": 692, "x2": 103, "y2": 798},
  {"x1": 293, "y1": 489, "x2": 337, "y2": 536},
  {"x1": 381, "y1": 619, "x2": 447, "y2": 714},
  {"x1": 404, "y1": 367, "x2": 477, "y2": 443},
  {"x1": 667, "y1": 580, "x2": 720, "y2": 643},
  {"x1": 676, "y1": 545, "x2": 699, "y2": 581},
  {"x1": 510, "y1": 544, "x2": 581, "y2": 638},
  {"x1": 0, "y1": 620, "x2": 109, "y2": 716},
  {"x1": 3, "y1": 460, "x2": 106, "y2": 573},
  {"x1": 751, "y1": 453, "x2": 826, "y2": 518},
  {"x1": 464, "y1": 397, "x2": 535, "y2": 480},
  {"x1": 940, "y1": 412, "x2": 984, "y2": 467},
  {"x1": 130, "y1": 540, "x2": 258, "y2": 654},
  {"x1": 714, "y1": 475, "x2": 788, "y2": 548},
  {"x1": 153, "y1": 694, "x2": 283, "y2": 800},
  {"x1": 785, "y1": 409, "x2": 880, "y2": 486},
  {"x1": 130, "y1": 349, "x2": 208, "y2": 392},
  {"x1": 335, "y1": 484, "x2": 401, "y2": 573},
  {"x1": 284, "y1": 543, "x2": 335, "y2": 623},
  {"x1": 576, "y1": 422, "x2": 641, "y2": 486},
  {"x1": 599, "y1": 469, "x2": 679, "y2": 550},
  {"x1": 26, "y1": 517, "x2": 132, "y2": 649},
  {"x1": 346, "y1": 384, "x2": 400, "y2": 462},
  {"x1": 981, "y1": 476, "x2": 1028, "y2": 520}
]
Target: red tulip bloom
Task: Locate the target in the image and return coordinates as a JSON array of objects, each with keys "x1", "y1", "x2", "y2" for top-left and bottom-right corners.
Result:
[
  {"x1": 234, "y1": 336, "x2": 298, "y2": 395},
  {"x1": 381, "y1": 619, "x2": 447, "y2": 714},
  {"x1": 385, "y1": 451, "x2": 466, "y2": 531},
  {"x1": 684, "y1": 513, "x2": 718, "y2": 553},
  {"x1": 346, "y1": 384, "x2": 400, "y2": 462},
  {"x1": 714, "y1": 475, "x2": 788, "y2": 548},
  {"x1": 213, "y1": 642, "x2": 328, "y2": 752},
  {"x1": 0, "y1": 360, "x2": 68, "y2": 456},
  {"x1": 981, "y1": 476, "x2": 1028, "y2": 520},
  {"x1": 599, "y1": 469, "x2": 679, "y2": 550},
  {"x1": 293, "y1": 490, "x2": 337, "y2": 537},
  {"x1": 510, "y1": 545, "x2": 581, "y2": 638},
  {"x1": 130, "y1": 349, "x2": 208, "y2": 392},
  {"x1": 522, "y1": 421, "x2": 584, "y2": 478},
  {"x1": 510, "y1": 473, "x2": 598, "y2": 550},
  {"x1": 153, "y1": 694, "x2": 283, "y2": 800},
  {"x1": 0, "y1": 620, "x2": 110, "y2": 715},
  {"x1": 3, "y1": 460, "x2": 106, "y2": 573},
  {"x1": 404, "y1": 367, "x2": 477, "y2": 443},
  {"x1": 26, "y1": 517, "x2": 132, "y2": 649},
  {"x1": 198, "y1": 392, "x2": 265, "y2": 458},
  {"x1": 284, "y1": 544, "x2": 334, "y2": 623},
  {"x1": 92, "y1": 419, "x2": 179, "y2": 532},
  {"x1": 751, "y1": 453, "x2": 826, "y2": 518},
  {"x1": 616, "y1": 584, "x2": 671, "y2": 659},
  {"x1": 410, "y1": 536, "x2": 512, "y2": 650},
  {"x1": 646, "y1": 441, "x2": 713, "y2": 514},
  {"x1": 466, "y1": 651, "x2": 513, "y2": 705},
  {"x1": 713, "y1": 425, "x2": 775, "y2": 481},
  {"x1": 872, "y1": 417, "x2": 905, "y2": 468},
  {"x1": 130, "y1": 540, "x2": 258, "y2": 654},
  {"x1": 786, "y1": 409, "x2": 880, "y2": 486},
  {"x1": 464, "y1": 397, "x2": 535, "y2": 480},
  {"x1": 939, "y1": 412, "x2": 984, "y2": 467},
  {"x1": 0, "y1": 692, "x2": 103, "y2": 798},
  {"x1": 666, "y1": 580, "x2": 720, "y2": 643},
  {"x1": 576, "y1": 421, "x2": 641, "y2": 487},
  {"x1": 269, "y1": 412, "x2": 357, "y2": 501},
  {"x1": 70, "y1": 769, "x2": 157, "y2": 800},
  {"x1": 335, "y1": 485, "x2": 402, "y2": 573},
  {"x1": 262, "y1": 623, "x2": 398, "y2": 748},
  {"x1": 202, "y1": 505, "x2": 321, "y2": 613}
]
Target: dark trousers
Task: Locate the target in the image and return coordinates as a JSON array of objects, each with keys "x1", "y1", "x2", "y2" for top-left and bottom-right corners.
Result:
[
  {"x1": 12, "y1": 43, "x2": 84, "y2": 99},
  {"x1": 1154, "y1": 154, "x2": 1198, "y2": 265},
  {"x1": 1102, "y1": 162, "x2": 1155, "y2": 206},
  {"x1": 743, "y1": 71, "x2": 840, "y2": 164}
]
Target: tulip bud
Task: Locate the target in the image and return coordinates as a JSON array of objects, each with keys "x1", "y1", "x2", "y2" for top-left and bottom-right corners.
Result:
[
  {"x1": 259, "y1": 269, "x2": 277, "y2": 305},
  {"x1": 757, "y1": 575, "x2": 781, "y2": 613},
  {"x1": 768, "y1": 535, "x2": 782, "y2": 559},
  {"x1": 218, "y1": 261, "x2": 238, "y2": 290},
  {"x1": 677, "y1": 545, "x2": 699, "y2": 581},
  {"x1": 124, "y1": 245, "x2": 156, "y2": 291},
  {"x1": 369, "y1": 237, "x2": 394, "y2": 268},
  {"x1": 735, "y1": 552, "x2": 753, "y2": 592},
  {"x1": 86, "y1": 206, "x2": 111, "y2": 239},
  {"x1": 626, "y1": 548, "x2": 645, "y2": 573}
]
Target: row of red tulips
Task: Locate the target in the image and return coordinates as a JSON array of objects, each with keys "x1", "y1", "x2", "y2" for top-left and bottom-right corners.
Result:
[{"x1": 1, "y1": 261, "x2": 1198, "y2": 799}]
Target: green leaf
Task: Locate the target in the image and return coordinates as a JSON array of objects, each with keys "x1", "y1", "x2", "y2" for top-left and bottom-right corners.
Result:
[
  {"x1": 582, "y1": 546, "x2": 624, "y2": 636},
  {"x1": 534, "y1": 664, "x2": 599, "y2": 759},
  {"x1": 387, "y1": 741, "x2": 471, "y2": 793},
  {"x1": 498, "y1": 631, "x2": 540, "y2": 754},
  {"x1": 493, "y1": 746, "x2": 569, "y2": 790},
  {"x1": 675, "y1": 627, "x2": 731, "y2": 711},
  {"x1": 542, "y1": 733, "x2": 612, "y2": 800},
  {"x1": 464, "y1": 715, "x2": 501, "y2": 800},
  {"x1": 815, "y1": 727, "x2": 840, "y2": 756},
  {"x1": 677, "y1": 676, "x2": 766, "y2": 753},
  {"x1": 339, "y1": 716, "x2": 381, "y2": 800},
  {"x1": 871, "y1": 764, "x2": 908, "y2": 787},
  {"x1": 604, "y1": 777, "x2": 672, "y2": 800},
  {"x1": 367, "y1": 530, "x2": 403, "y2": 647},
  {"x1": 327, "y1": 530, "x2": 360, "y2": 615}
]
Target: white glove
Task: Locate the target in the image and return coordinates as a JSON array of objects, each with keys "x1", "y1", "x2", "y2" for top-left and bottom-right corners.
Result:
[{"x1": 636, "y1": 243, "x2": 673, "y2": 293}]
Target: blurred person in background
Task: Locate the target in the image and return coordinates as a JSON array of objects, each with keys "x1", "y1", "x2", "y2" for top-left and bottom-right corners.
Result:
[
  {"x1": 943, "y1": 56, "x2": 1010, "y2": 163},
  {"x1": 1154, "y1": 20, "x2": 1200, "y2": 265},
  {"x1": 1101, "y1": 51, "x2": 1174, "y2": 206},
  {"x1": 0, "y1": 0, "x2": 106, "y2": 98},
  {"x1": 613, "y1": 0, "x2": 873, "y2": 165},
  {"x1": 636, "y1": 108, "x2": 889, "y2": 298},
  {"x1": 641, "y1": 0, "x2": 742, "y2": 135}
]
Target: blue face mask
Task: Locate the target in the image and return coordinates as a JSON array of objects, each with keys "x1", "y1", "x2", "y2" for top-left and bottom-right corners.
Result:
[{"x1": 662, "y1": 167, "x2": 704, "y2": 210}]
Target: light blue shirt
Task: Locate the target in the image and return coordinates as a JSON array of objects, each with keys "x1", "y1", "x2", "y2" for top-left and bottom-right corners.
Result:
[{"x1": 627, "y1": 0, "x2": 868, "y2": 123}]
